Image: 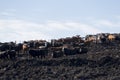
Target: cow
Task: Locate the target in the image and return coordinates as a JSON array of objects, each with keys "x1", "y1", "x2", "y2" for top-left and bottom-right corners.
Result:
[
  {"x1": 108, "y1": 34, "x2": 116, "y2": 41},
  {"x1": 0, "y1": 43, "x2": 11, "y2": 51},
  {"x1": 62, "y1": 47, "x2": 78, "y2": 56},
  {"x1": 97, "y1": 33, "x2": 109, "y2": 44},
  {"x1": 0, "y1": 50, "x2": 16, "y2": 60},
  {"x1": 15, "y1": 43, "x2": 23, "y2": 54},
  {"x1": 79, "y1": 47, "x2": 88, "y2": 54},
  {"x1": 114, "y1": 33, "x2": 120, "y2": 41},
  {"x1": 7, "y1": 50, "x2": 16, "y2": 60},
  {"x1": 0, "y1": 51, "x2": 8, "y2": 59},
  {"x1": 52, "y1": 51, "x2": 64, "y2": 58},
  {"x1": 28, "y1": 49, "x2": 48, "y2": 59},
  {"x1": 62, "y1": 45, "x2": 88, "y2": 56},
  {"x1": 51, "y1": 39, "x2": 63, "y2": 47},
  {"x1": 85, "y1": 35, "x2": 95, "y2": 42},
  {"x1": 22, "y1": 43, "x2": 29, "y2": 54}
]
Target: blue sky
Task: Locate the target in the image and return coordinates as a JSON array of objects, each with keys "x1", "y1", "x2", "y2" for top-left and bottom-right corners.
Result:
[{"x1": 0, "y1": 0, "x2": 120, "y2": 42}]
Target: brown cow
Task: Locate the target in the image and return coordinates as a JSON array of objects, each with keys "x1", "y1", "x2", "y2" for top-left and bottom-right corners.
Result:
[
  {"x1": 108, "y1": 34, "x2": 116, "y2": 41},
  {"x1": 85, "y1": 35, "x2": 97, "y2": 43},
  {"x1": 22, "y1": 43, "x2": 29, "y2": 53}
]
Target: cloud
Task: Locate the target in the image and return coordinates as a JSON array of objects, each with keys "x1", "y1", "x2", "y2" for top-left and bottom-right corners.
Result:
[
  {"x1": 0, "y1": 18, "x2": 119, "y2": 42},
  {"x1": 65, "y1": 22, "x2": 102, "y2": 34},
  {"x1": 0, "y1": 9, "x2": 16, "y2": 16},
  {"x1": 88, "y1": 18, "x2": 120, "y2": 33},
  {"x1": 93, "y1": 19, "x2": 120, "y2": 28}
]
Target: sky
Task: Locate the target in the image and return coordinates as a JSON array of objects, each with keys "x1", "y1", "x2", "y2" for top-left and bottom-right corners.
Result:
[{"x1": 0, "y1": 0, "x2": 120, "y2": 42}]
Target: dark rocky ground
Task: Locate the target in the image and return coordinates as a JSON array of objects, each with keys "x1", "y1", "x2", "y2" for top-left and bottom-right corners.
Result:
[{"x1": 0, "y1": 43, "x2": 120, "y2": 80}]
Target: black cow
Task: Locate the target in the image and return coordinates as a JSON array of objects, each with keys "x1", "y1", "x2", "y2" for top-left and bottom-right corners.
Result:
[
  {"x1": 7, "y1": 50, "x2": 16, "y2": 59},
  {"x1": 0, "y1": 50, "x2": 16, "y2": 60},
  {"x1": 15, "y1": 43, "x2": 23, "y2": 54},
  {"x1": 0, "y1": 43, "x2": 10, "y2": 51},
  {"x1": 62, "y1": 47, "x2": 88, "y2": 56},
  {"x1": 28, "y1": 49, "x2": 48, "y2": 59},
  {"x1": 0, "y1": 42, "x2": 16, "y2": 51},
  {"x1": 62, "y1": 47, "x2": 78, "y2": 56},
  {"x1": 0, "y1": 51, "x2": 8, "y2": 59},
  {"x1": 79, "y1": 47, "x2": 88, "y2": 54},
  {"x1": 52, "y1": 51, "x2": 64, "y2": 58}
]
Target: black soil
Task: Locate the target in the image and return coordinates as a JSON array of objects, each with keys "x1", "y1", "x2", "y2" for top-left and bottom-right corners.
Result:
[{"x1": 0, "y1": 43, "x2": 120, "y2": 80}]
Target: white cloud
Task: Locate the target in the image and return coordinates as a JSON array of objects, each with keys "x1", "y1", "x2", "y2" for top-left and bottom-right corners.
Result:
[
  {"x1": 93, "y1": 19, "x2": 120, "y2": 28},
  {"x1": 0, "y1": 19, "x2": 52, "y2": 42},
  {"x1": 1, "y1": 12, "x2": 11, "y2": 16},
  {"x1": 65, "y1": 22, "x2": 102, "y2": 34},
  {"x1": 0, "y1": 18, "x2": 119, "y2": 42},
  {"x1": 0, "y1": 9, "x2": 16, "y2": 16}
]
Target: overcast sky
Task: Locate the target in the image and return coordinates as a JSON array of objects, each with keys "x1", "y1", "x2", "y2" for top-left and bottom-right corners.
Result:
[{"x1": 0, "y1": 0, "x2": 120, "y2": 42}]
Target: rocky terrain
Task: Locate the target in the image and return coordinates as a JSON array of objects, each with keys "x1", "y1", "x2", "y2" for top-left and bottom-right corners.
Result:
[{"x1": 0, "y1": 42, "x2": 120, "y2": 80}]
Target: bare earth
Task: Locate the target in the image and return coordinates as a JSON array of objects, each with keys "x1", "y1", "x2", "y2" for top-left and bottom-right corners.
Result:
[{"x1": 0, "y1": 43, "x2": 120, "y2": 80}]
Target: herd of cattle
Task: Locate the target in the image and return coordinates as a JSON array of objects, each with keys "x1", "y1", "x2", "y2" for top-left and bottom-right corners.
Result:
[{"x1": 0, "y1": 33, "x2": 120, "y2": 60}]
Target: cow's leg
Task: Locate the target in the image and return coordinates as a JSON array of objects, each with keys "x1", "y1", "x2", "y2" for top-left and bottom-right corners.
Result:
[
  {"x1": 41, "y1": 55, "x2": 42, "y2": 59},
  {"x1": 37, "y1": 55, "x2": 39, "y2": 58},
  {"x1": 43, "y1": 54, "x2": 45, "y2": 59}
]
